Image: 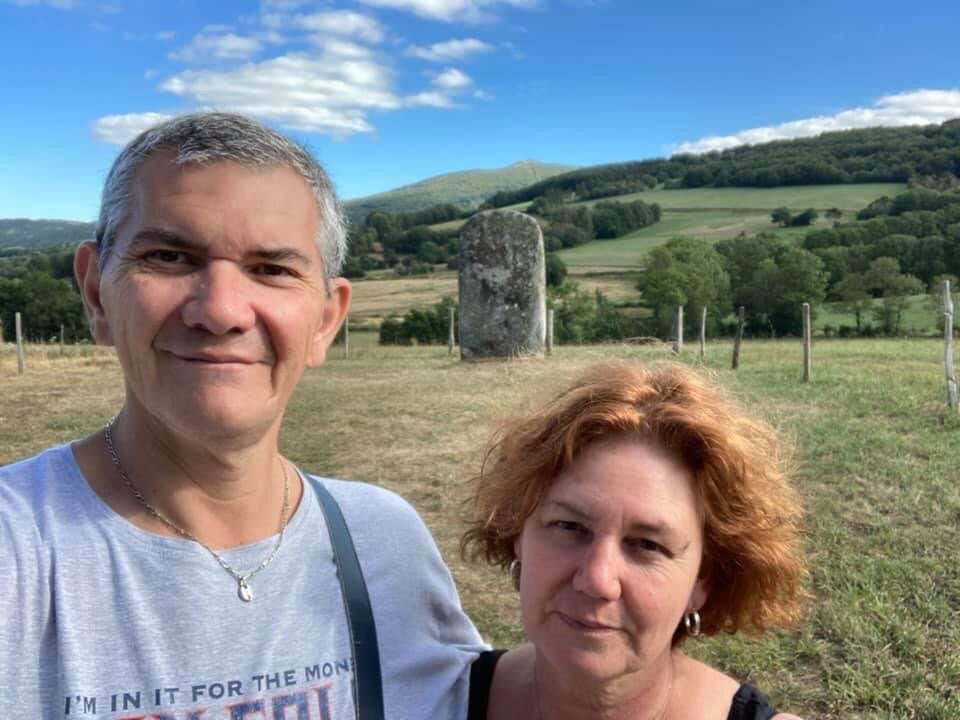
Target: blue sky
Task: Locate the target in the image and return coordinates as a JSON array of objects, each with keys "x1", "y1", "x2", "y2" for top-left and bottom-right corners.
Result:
[{"x1": 2, "y1": 0, "x2": 959, "y2": 221}]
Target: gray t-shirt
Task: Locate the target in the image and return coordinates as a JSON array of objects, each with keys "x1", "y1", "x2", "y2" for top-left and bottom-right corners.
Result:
[{"x1": 0, "y1": 444, "x2": 486, "y2": 719}]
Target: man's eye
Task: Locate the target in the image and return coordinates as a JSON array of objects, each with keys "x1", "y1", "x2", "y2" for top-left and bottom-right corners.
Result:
[
  {"x1": 145, "y1": 249, "x2": 188, "y2": 264},
  {"x1": 253, "y1": 264, "x2": 295, "y2": 277}
]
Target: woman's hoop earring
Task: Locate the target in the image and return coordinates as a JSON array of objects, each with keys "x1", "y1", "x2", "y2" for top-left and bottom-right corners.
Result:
[
  {"x1": 508, "y1": 558, "x2": 521, "y2": 589},
  {"x1": 684, "y1": 610, "x2": 701, "y2": 637}
]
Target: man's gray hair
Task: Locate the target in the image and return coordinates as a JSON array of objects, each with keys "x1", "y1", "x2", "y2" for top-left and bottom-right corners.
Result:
[{"x1": 95, "y1": 112, "x2": 347, "y2": 278}]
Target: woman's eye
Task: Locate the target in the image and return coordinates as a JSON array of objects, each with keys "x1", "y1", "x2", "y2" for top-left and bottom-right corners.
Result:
[
  {"x1": 628, "y1": 538, "x2": 667, "y2": 555},
  {"x1": 550, "y1": 520, "x2": 587, "y2": 534}
]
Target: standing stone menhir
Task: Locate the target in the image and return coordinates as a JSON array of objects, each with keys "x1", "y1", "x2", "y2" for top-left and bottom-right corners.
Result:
[{"x1": 458, "y1": 209, "x2": 546, "y2": 360}]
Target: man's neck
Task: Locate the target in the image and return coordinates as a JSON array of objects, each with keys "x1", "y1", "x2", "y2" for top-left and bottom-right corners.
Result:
[{"x1": 73, "y1": 405, "x2": 301, "y2": 549}]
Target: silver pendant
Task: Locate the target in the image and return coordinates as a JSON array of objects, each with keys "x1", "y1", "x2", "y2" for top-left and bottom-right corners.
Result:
[{"x1": 238, "y1": 577, "x2": 253, "y2": 602}]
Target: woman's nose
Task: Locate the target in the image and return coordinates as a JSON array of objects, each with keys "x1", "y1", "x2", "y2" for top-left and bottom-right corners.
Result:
[{"x1": 572, "y1": 539, "x2": 623, "y2": 600}]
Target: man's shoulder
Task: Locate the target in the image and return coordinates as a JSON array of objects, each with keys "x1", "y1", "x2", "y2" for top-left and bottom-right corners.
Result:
[
  {"x1": 0, "y1": 443, "x2": 75, "y2": 509},
  {"x1": 305, "y1": 474, "x2": 419, "y2": 522},
  {"x1": 302, "y1": 474, "x2": 440, "y2": 554}
]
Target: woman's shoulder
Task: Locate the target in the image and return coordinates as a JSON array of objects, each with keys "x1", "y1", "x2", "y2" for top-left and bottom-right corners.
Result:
[{"x1": 672, "y1": 655, "x2": 803, "y2": 720}]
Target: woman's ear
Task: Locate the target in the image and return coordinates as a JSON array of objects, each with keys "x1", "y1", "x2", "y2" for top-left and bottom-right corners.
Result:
[{"x1": 690, "y1": 576, "x2": 708, "y2": 612}]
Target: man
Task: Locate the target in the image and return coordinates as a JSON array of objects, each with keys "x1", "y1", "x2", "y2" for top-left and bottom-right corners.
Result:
[{"x1": 0, "y1": 113, "x2": 485, "y2": 719}]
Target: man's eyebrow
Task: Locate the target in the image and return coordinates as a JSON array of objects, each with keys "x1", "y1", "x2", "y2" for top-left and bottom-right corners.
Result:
[
  {"x1": 127, "y1": 229, "x2": 313, "y2": 266},
  {"x1": 128, "y1": 228, "x2": 194, "y2": 250},
  {"x1": 249, "y1": 247, "x2": 313, "y2": 266}
]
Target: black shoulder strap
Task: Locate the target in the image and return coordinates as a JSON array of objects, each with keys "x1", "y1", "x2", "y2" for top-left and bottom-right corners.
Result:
[
  {"x1": 305, "y1": 473, "x2": 385, "y2": 720},
  {"x1": 467, "y1": 649, "x2": 507, "y2": 720}
]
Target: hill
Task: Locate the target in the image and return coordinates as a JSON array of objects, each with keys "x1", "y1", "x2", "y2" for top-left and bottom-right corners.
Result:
[
  {"x1": 0, "y1": 219, "x2": 95, "y2": 252},
  {"x1": 482, "y1": 119, "x2": 960, "y2": 208},
  {"x1": 341, "y1": 160, "x2": 575, "y2": 223}
]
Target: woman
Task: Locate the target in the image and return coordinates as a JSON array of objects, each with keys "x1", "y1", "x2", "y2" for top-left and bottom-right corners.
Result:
[{"x1": 462, "y1": 363, "x2": 808, "y2": 720}]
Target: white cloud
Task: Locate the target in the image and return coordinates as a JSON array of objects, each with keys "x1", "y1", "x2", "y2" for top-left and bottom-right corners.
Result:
[
  {"x1": 406, "y1": 37, "x2": 492, "y2": 62},
  {"x1": 432, "y1": 67, "x2": 472, "y2": 90},
  {"x1": 143, "y1": 69, "x2": 158, "y2": 79},
  {"x1": 91, "y1": 112, "x2": 175, "y2": 145},
  {"x1": 356, "y1": 0, "x2": 538, "y2": 23},
  {"x1": 5, "y1": 0, "x2": 75, "y2": 7},
  {"x1": 154, "y1": 31, "x2": 175, "y2": 41},
  {"x1": 293, "y1": 10, "x2": 385, "y2": 43},
  {"x1": 671, "y1": 89, "x2": 960, "y2": 155},
  {"x1": 170, "y1": 30, "x2": 263, "y2": 63},
  {"x1": 473, "y1": 88, "x2": 493, "y2": 100},
  {"x1": 158, "y1": 48, "x2": 401, "y2": 137},
  {"x1": 406, "y1": 91, "x2": 456, "y2": 108},
  {"x1": 406, "y1": 68, "x2": 475, "y2": 107}
]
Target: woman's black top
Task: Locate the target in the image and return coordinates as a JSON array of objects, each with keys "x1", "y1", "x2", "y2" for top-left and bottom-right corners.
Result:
[{"x1": 467, "y1": 650, "x2": 777, "y2": 720}]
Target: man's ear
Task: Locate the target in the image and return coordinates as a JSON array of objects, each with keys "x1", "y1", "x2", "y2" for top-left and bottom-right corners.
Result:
[
  {"x1": 74, "y1": 241, "x2": 114, "y2": 346},
  {"x1": 307, "y1": 277, "x2": 351, "y2": 367}
]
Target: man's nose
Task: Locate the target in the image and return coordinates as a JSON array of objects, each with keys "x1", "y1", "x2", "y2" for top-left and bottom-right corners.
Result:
[
  {"x1": 181, "y1": 261, "x2": 257, "y2": 335},
  {"x1": 572, "y1": 539, "x2": 623, "y2": 600}
]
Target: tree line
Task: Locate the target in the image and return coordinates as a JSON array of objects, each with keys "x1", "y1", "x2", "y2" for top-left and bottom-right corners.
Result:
[
  {"x1": 344, "y1": 195, "x2": 661, "y2": 278},
  {"x1": 481, "y1": 120, "x2": 960, "y2": 208},
  {"x1": 636, "y1": 188, "x2": 960, "y2": 338},
  {"x1": 0, "y1": 250, "x2": 90, "y2": 342}
]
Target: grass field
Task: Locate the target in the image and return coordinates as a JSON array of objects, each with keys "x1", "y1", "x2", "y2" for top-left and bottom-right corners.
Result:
[
  {"x1": 2, "y1": 338, "x2": 958, "y2": 719},
  {"x1": 557, "y1": 183, "x2": 906, "y2": 270},
  {"x1": 816, "y1": 292, "x2": 960, "y2": 335}
]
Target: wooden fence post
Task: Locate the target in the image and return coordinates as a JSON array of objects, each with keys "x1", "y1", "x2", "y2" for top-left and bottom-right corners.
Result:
[
  {"x1": 15, "y1": 311, "x2": 25, "y2": 374},
  {"x1": 546, "y1": 308, "x2": 554, "y2": 356},
  {"x1": 699, "y1": 306, "x2": 707, "y2": 360},
  {"x1": 673, "y1": 306, "x2": 684, "y2": 354},
  {"x1": 60, "y1": 324, "x2": 65, "y2": 356},
  {"x1": 343, "y1": 316, "x2": 349, "y2": 359},
  {"x1": 802, "y1": 302, "x2": 811, "y2": 383},
  {"x1": 944, "y1": 280, "x2": 958, "y2": 410},
  {"x1": 448, "y1": 306, "x2": 456, "y2": 355},
  {"x1": 731, "y1": 306, "x2": 745, "y2": 370}
]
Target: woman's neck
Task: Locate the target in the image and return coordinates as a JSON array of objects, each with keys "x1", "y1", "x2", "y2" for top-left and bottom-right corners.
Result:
[{"x1": 530, "y1": 648, "x2": 676, "y2": 720}]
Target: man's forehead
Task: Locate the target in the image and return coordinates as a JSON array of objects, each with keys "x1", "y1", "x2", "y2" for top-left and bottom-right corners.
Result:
[{"x1": 120, "y1": 151, "x2": 323, "y2": 260}]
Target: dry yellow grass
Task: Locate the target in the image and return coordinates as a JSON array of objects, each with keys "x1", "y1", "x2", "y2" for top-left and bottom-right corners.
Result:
[
  {"x1": 4, "y1": 339, "x2": 958, "y2": 718},
  {"x1": 347, "y1": 273, "x2": 458, "y2": 320}
]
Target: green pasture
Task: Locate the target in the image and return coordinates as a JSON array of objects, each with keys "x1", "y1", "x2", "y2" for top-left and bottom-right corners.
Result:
[
  {"x1": 816, "y1": 292, "x2": 959, "y2": 335},
  {"x1": 558, "y1": 183, "x2": 906, "y2": 270},
  {"x1": 3, "y1": 337, "x2": 958, "y2": 719},
  {"x1": 606, "y1": 183, "x2": 906, "y2": 211}
]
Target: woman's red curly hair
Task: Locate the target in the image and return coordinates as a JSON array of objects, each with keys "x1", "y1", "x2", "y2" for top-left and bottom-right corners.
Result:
[{"x1": 461, "y1": 362, "x2": 809, "y2": 642}]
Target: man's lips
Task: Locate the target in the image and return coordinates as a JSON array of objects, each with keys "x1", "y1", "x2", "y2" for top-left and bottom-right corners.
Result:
[{"x1": 168, "y1": 350, "x2": 261, "y2": 364}]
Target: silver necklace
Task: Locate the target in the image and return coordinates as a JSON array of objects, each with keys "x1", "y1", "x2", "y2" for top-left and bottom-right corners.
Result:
[{"x1": 103, "y1": 420, "x2": 290, "y2": 602}]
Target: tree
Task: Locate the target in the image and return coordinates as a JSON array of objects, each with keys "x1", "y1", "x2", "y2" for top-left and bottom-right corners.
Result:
[
  {"x1": 790, "y1": 208, "x2": 819, "y2": 227},
  {"x1": 831, "y1": 272, "x2": 871, "y2": 331},
  {"x1": 771, "y1": 207, "x2": 792, "y2": 227},
  {"x1": 825, "y1": 207, "x2": 843, "y2": 220},
  {"x1": 864, "y1": 257, "x2": 925, "y2": 334},
  {"x1": 545, "y1": 252, "x2": 567, "y2": 288},
  {"x1": 636, "y1": 237, "x2": 731, "y2": 337},
  {"x1": 738, "y1": 247, "x2": 828, "y2": 336}
]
